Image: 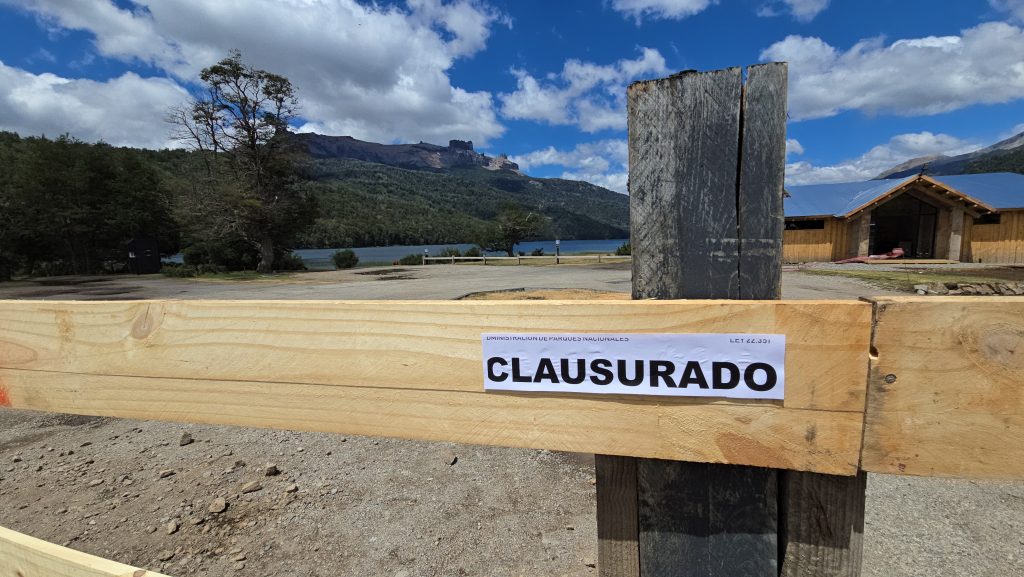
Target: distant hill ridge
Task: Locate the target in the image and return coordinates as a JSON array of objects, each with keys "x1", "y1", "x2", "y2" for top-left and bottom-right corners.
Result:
[
  {"x1": 292, "y1": 132, "x2": 521, "y2": 173},
  {"x1": 875, "y1": 130, "x2": 1024, "y2": 179}
]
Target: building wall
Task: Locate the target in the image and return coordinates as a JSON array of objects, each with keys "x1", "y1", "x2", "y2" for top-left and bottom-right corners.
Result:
[
  {"x1": 967, "y1": 209, "x2": 1024, "y2": 264},
  {"x1": 782, "y1": 218, "x2": 847, "y2": 262},
  {"x1": 785, "y1": 209, "x2": 1024, "y2": 264}
]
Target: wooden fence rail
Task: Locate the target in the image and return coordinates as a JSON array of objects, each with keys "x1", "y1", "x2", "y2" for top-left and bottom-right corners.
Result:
[{"x1": 0, "y1": 297, "x2": 1020, "y2": 479}]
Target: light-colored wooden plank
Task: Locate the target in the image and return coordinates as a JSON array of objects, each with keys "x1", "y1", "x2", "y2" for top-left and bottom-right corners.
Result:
[
  {"x1": 0, "y1": 299, "x2": 872, "y2": 412},
  {"x1": 862, "y1": 296, "x2": 1024, "y2": 479},
  {"x1": 0, "y1": 367, "x2": 864, "y2": 475},
  {"x1": 0, "y1": 525, "x2": 170, "y2": 577}
]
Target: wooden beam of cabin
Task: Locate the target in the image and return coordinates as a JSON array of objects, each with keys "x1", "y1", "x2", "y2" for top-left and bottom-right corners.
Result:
[
  {"x1": 862, "y1": 297, "x2": 1024, "y2": 480},
  {"x1": 0, "y1": 299, "x2": 871, "y2": 475},
  {"x1": 0, "y1": 525, "x2": 171, "y2": 577}
]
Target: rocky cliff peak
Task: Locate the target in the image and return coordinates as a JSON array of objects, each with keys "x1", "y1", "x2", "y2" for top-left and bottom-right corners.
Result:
[{"x1": 292, "y1": 132, "x2": 519, "y2": 173}]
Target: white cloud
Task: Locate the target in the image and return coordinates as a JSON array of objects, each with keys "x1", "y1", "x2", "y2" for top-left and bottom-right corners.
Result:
[
  {"x1": 0, "y1": 0, "x2": 508, "y2": 146},
  {"x1": 0, "y1": 60, "x2": 188, "y2": 149},
  {"x1": 784, "y1": 0, "x2": 829, "y2": 21},
  {"x1": 757, "y1": 0, "x2": 829, "y2": 21},
  {"x1": 611, "y1": 0, "x2": 716, "y2": 22},
  {"x1": 784, "y1": 132, "x2": 978, "y2": 185},
  {"x1": 499, "y1": 48, "x2": 668, "y2": 133},
  {"x1": 786, "y1": 138, "x2": 804, "y2": 157},
  {"x1": 513, "y1": 139, "x2": 628, "y2": 193},
  {"x1": 761, "y1": 22, "x2": 1024, "y2": 121},
  {"x1": 992, "y1": 0, "x2": 1024, "y2": 22}
]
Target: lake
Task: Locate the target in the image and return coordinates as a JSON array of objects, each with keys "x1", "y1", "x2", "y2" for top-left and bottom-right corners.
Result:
[{"x1": 297, "y1": 238, "x2": 629, "y2": 268}]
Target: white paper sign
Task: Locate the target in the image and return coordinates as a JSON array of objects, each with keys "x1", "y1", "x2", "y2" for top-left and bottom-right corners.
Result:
[{"x1": 482, "y1": 333, "x2": 785, "y2": 400}]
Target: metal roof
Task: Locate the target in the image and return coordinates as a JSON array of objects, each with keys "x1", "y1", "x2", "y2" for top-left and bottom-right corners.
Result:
[{"x1": 784, "y1": 172, "x2": 1024, "y2": 217}]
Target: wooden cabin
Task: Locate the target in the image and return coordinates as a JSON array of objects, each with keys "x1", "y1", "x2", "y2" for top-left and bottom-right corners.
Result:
[{"x1": 783, "y1": 173, "x2": 1024, "y2": 263}]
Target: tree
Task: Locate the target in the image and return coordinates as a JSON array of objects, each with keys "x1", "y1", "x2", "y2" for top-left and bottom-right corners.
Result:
[
  {"x1": 168, "y1": 50, "x2": 315, "y2": 272},
  {"x1": 0, "y1": 133, "x2": 177, "y2": 278},
  {"x1": 477, "y1": 203, "x2": 545, "y2": 256}
]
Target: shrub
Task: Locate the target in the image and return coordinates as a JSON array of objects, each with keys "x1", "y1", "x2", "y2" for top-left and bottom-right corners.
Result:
[
  {"x1": 331, "y1": 249, "x2": 359, "y2": 269},
  {"x1": 398, "y1": 253, "x2": 424, "y2": 265},
  {"x1": 530, "y1": 248, "x2": 545, "y2": 256},
  {"x1": 276, "y1": 251, "x2": 308, "y2": 271},
  {"x1": 161, "y1": 264, "x2": 198, "y2": 278},
  {"x1": 615, "y1": 241, "x2": 631, "y2": 256},
  {"x1": 464, "y1": 246, "x2": 482, "y2": 257},
  {"x1": 439, "y1": 247, "x2": 462, "y2": 257}
]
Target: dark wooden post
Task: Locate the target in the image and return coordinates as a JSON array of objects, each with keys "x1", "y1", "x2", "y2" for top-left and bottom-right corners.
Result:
[{"x1": 595, "y1": 63, "x2": 867, "y2": 577}]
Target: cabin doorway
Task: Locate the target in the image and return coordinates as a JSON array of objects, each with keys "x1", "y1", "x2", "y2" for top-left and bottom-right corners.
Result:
[{"x1": 869, "y1": 194, "x2": 938, "y2": 258}]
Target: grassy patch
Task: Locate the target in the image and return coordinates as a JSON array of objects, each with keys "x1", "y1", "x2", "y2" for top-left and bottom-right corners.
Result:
[
  {"x1": 191, "y1": 271, "x2": 296, "y2": 282},
  {"x1": 800, "y1": 268, "x2": 1009, "y2": 292},
  {"x1": 460, "y1": 288, "x2": 629, "y2": 300}
]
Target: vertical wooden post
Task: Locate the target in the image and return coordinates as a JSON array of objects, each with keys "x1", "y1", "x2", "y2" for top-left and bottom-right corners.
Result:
[
  {"x1": 857, "y1": 213, "x2": 871, "y2": 257},
  {"x1": 597, "y1": 456, "x2": 639, "y2": 576},
  {"x1": 596, "y1": 63, "x2": 866, "y2": 577},
  {"x1": 949, "y1": 207, "x2": 964, "y2": 261}
]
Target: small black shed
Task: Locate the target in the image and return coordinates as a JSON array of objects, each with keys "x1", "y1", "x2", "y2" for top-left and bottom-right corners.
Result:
[{"x1": 127, "y1": 238, "x2": 161, "y2": 274}]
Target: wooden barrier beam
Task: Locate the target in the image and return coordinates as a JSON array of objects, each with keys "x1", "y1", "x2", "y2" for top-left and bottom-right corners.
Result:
[
  {"x1": 0, "y1": 298, "x2": 869, "y2": 475},
  {"x1": 862, "y1": 296, "x2": 1024, "y2": 480},
  {"x1": 2, "y1": 296, "x2": 1022, "y2": 480},
  {"x1": 0, "y1": 525, "x2": 170, "y2": 577}
]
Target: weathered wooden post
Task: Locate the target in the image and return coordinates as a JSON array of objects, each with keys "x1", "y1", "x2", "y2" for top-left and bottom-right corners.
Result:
[{"x1": 596, "y1": 64, "x2": 867, "y2": 577}]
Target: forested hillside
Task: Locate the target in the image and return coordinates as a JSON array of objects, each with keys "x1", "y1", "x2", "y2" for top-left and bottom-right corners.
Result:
[
  {"x1": 297, "y1": 158, "x2": 628, "y2": 248},
  {"x1": 965, "y1": 146, "x2": 1024, "y2": 174},
  {"x1": 0, "y1": 131, "x2": 628, "y2": 279}
]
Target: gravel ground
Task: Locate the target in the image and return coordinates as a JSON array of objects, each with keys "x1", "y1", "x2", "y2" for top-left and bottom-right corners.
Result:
[
  {"x1": 0, "y1": 413, "x2": 597, "y2": 577},
  {"x1": 0, "y1": 265, "x2": 1021, "y2": 577}
]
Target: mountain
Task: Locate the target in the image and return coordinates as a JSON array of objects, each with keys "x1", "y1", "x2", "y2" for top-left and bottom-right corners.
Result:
[
  {"x1": 292, "y1": 132, "x2": 520, "y2": 173},
  {"x1": 287, "y1": 134, "x2": 629, "y2": 249},
  {"x1": 875, "y1": 131, "x2": 1024, "y2": 179}
]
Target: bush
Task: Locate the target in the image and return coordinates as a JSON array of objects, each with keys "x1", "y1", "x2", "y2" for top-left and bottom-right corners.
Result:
[
  {"x1": 398, "y1": 253, "x2": 424, "y2": 265},
  {"x1": 331, "y1": 249, "x2": 359, "y2": 269},
  {"x1": 439, "y1": 247, "x2": 462, "y2": 257},
  {"x1": 161, "y1": 264, "x2": 198, "y2": 278},
  {"x1": 464, "y1": 246, "x2": 482, "y2": 257},
  {"x1": 160, "y1": 263, "x2": 226, "y2": 277},
  {"x1": 181, "y1": 238, "x2": 258, "y2": 271},
  {"x1": 615, "y1": 241, "x2": 631, "y2": 256},
  {"x1": 530, "y1": 248, "x2": 545, "y2": 256},
  {"x1": 276, "y1": 251, "x2": 308, "y2": 271}
]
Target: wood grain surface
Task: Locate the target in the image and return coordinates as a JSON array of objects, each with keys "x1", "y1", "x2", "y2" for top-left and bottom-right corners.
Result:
[
  {"x1": 862, "y1": 296, "x2": 1024, "y2": 479},
  {"x1": 0, "y1": 525, "x2": 169, "y2": 577},
  {"x1": 0, "y1": 299, "x2": 871, "y2": 412}
]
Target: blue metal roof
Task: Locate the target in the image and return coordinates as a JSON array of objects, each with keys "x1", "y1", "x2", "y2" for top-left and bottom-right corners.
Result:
[
  {"x1": 785, "y1": 173, "x2": 1024, "y2": 217},
  {"x1": 928, "y1": 173, "x2": 1024, "y2": 210}
]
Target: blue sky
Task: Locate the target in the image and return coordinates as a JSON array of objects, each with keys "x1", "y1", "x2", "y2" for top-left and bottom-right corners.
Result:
[{"x1": 1, "y1": 0, "x2": 1024, "y2": 191}]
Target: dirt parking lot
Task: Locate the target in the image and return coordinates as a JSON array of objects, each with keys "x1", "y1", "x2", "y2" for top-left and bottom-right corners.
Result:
[{"x1": 0, "y1": 265, "x2": 1021, "y2": 577}]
